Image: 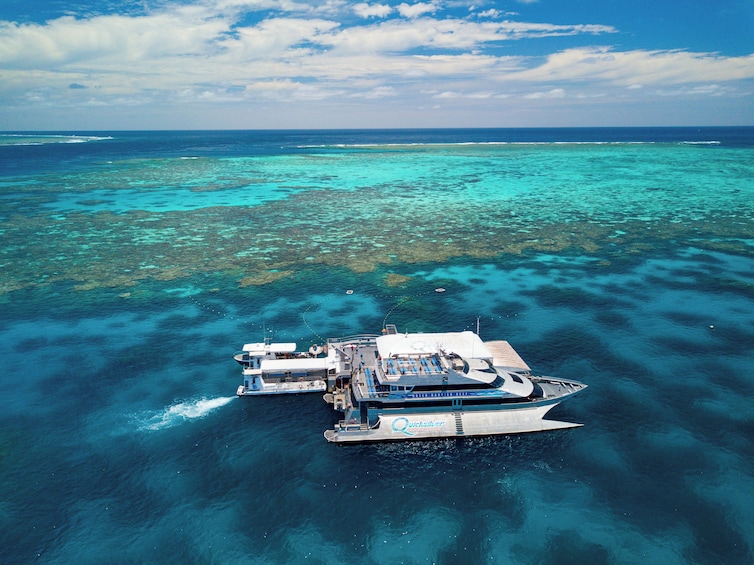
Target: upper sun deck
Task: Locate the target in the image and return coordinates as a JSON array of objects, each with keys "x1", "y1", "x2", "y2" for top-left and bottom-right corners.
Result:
[
  {"x1": 371, "y1": 331, "x2": 505, "y2": 388},
  {"x1": 341, "y1": 331, "x2": 538, "y2": 401},
  {"x1": 382, "y1": 353, "x2": 447, "y2": 378},
  {"x1": 373, "y1": 354, "x2": 498, "y2": 388}
]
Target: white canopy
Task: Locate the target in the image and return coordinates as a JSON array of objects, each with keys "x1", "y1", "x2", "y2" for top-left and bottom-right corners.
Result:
[
  {"x1": 243, "y1": 357, "x2": 328, "y2": 374},
  {"x1": 377, "y1": 331, "x2": 493, "y2": 360},
  {"x1": 242, "y1": 342, "x2": 297, "y2": 354}
]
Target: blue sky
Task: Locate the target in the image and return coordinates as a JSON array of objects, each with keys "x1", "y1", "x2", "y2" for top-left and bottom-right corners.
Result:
[{"x1": 0, "y1": 0, "x2": 752, "y2": 129}]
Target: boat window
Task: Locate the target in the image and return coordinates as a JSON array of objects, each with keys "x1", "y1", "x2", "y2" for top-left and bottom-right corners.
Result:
[
  {"x1": 372, "y1": 396, "x2": 535, "y2": 408},
  {"x1": 478, "y1": 360, "x2": 497, "y2": 374},
  {"x1": 510, "y1": 374, "x2": 523, "y2": 384},
  {"x1": 413, "y1": 381, "x2": 500, "y2": 392},
  {"x1": 490, "y1": 375, "x2": 506, "y2": 388}
]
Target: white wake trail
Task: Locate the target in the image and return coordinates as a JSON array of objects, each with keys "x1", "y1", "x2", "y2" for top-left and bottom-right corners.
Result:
[{"x1": 139, "y1": 396, "x2": 236, "y2": 431}]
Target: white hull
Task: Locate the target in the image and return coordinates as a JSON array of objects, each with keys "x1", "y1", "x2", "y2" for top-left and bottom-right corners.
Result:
[
  {"x1": 236, "y1": 379, "x2": 327, "y2": 396},
  {"x1": 324, "y1": 404, "x2": 581, "y2": 443}
]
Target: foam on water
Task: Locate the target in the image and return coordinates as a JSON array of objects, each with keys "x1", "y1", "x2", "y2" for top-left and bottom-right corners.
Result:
[
  {"x1": 0, "y1": 134, "x2": 114, "y2": 146},
  {"x1": 137, "y1": 396, "x2": 236, "y2": 431}
]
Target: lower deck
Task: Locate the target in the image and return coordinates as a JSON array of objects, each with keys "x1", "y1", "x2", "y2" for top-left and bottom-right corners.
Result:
[
  {"x1": 237, "y1": 379, "x2": 326, "y2": 396},
  {"x1": 325, "y1": 335, "x2": 380, "y2": 390}
]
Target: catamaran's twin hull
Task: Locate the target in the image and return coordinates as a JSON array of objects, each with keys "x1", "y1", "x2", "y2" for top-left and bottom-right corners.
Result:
[{"x1": 324, "y1": 403, "x2": 582, "y2": 443}]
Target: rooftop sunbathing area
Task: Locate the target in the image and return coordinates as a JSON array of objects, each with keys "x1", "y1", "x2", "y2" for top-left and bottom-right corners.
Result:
[{"x1": 380, "y1": 354, "x2": 447, "y2": 380}]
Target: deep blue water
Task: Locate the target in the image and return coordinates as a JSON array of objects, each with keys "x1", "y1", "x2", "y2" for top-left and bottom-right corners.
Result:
[
  {"x1": 2, "y1": 127, "x2": 751, "y2": 176},
  {"x1": 1, "y1": 128, "x2": 753, "y2": 564}
]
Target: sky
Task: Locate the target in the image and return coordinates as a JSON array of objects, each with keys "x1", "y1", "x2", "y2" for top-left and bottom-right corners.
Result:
[{"x1": 0, "y1": 0, "x2": 753, "y2": 130}]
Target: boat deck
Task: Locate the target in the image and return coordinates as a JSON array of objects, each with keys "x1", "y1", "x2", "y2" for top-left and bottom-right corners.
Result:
[
  {"x1": 327, "y1": 335, "x2": 380, "y2": 376},
  {"x1": 485, "y1": 340, "x2": 531, "y2": 371}
]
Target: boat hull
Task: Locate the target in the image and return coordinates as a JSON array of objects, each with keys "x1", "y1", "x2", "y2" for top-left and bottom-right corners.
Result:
[{"x1": 324, "y1": 403, "x2": 581, "y2": 443}]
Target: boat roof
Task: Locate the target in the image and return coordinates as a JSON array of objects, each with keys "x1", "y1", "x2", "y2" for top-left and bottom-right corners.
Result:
[
  {"x1": 242, "y1": 342, "x2": 297, "y2": 354},
  {"x1": 244, "y1": 357, "x2": 329, "y2": 374},
  {"x1": 377, "y1": 331, "x2": 493, "y2": 360}
]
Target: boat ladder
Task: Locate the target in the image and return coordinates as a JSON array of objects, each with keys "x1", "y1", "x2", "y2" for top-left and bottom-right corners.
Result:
[{"x1": 454, "y1": 412, "x2": 464, "y2": 435}]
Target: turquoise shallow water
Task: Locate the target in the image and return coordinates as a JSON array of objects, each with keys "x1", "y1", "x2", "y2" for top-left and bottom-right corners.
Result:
[{"x1": 1, "y1": 129, "x2": 753, "y2": 564}]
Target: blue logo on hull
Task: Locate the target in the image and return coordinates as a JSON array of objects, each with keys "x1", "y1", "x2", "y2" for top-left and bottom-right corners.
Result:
[{"x1": 391, "y1": 416, "x2": 447, "y2": 436}]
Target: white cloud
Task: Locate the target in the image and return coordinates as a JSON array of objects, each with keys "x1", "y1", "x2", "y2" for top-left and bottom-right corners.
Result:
[
  {"x1": 397, "y1": 2, "x2": 439, "y2": 19},
  {"x1": 318, "y1": 18, "x2": 616, "y2": 55},
  {"x1": 221, "y1": 17, "x2": 340, "y2": 60},
  {"x1": 353, "y1": 3, "x2": 393, "y2": 18},
  {"x1": 656, "y1": 84, "x2": 728, "y2": 97},
  {"x1": 208, "y1": 0, "x2": 312, "y2": 14},
  {"x1": 524, "y1": 88, "x2": 565, "y2": 99},
  {"x1": 350, "y1": 85, "x2": 398, "y2": 98},
  {"x1": 245, "y1": 79, "x2": 300, "y2": 92},
  {"x1": 433, "y1": 90, "x2": 493, "y2": 99},
  {"x1": 289, "y1": 83, "x2": 346, "y2": 100},
  {"x1": 575, "y1": 90, "x2": 606, "y2": 99},
  {"x1": 0, "y1": 7, "x2": 617, "y2": 76},
  {"x1": 0, "y1": 10, "x2": 229, "y2": 69},
  {"x1": 477, "y1": 8, "x2": 502, "y2": 19},
  {"x1": 507, "y1": 47, "x2": 754, "y2": 86},
  {"x1": 0, "y1": 0, "x2": 751, "y2": 127}
]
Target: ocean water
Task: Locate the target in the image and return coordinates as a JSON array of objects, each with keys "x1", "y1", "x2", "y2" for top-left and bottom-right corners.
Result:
[{"x1": 1, "y1": 128, "x2": 753, "y2": 564}]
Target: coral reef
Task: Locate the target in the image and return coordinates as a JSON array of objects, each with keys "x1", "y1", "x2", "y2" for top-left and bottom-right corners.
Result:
[
  {"x1": 2, "y1": 143, "x2": 752, "y2": 297},
  {"x1": 2, "y1": 187, "x2": 751, "y2": 297}
]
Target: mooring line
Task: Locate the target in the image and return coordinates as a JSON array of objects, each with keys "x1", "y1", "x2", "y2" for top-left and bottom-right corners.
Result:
[
  {"x1": 187, "y1": 285, "x2": 455, "y2": 343},
  {"x1": 186, "y1": 292, "x2": 262, "y2": 328},
  {"x1": 302, "y1": 302, "x2": 327, "y2": 344},
  {"x1": 381, "y1": 287, "x2": 448, "y2": 329}
]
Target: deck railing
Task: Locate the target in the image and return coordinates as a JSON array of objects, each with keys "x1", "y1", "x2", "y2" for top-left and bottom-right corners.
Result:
[
  {"x1": 327, "y1": 334, "x2": 379, "y2": 346},
  {"x1": 336, "y1": 421, "x2": 369, "y2": 432}
]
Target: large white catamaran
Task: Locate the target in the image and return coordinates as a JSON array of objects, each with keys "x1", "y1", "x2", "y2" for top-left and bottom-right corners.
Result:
[{"x1": 234, "y1": 323, "x2": 587, "y2": 443}]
